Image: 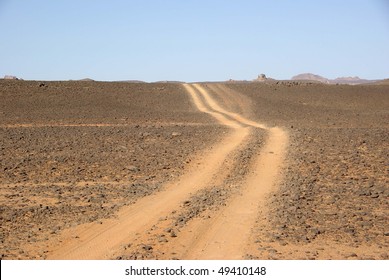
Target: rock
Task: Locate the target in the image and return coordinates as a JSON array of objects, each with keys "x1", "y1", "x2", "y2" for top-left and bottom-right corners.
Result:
[
  {"x1": 4, "y1": 75, "x2": 19, "y2": 80},
  {"x1": 158, "y1": 236, "x2": 168, "y2": 243},
  {"x1": 141, "y1": 244, "x2": 153, "y2": 251},
  {"x1": 164, "y1": 228, "x2": 173, "y2": 233},
  {"x1": 256, "y1": 74, "x2": 267, "y2": 82},
  {"x1": 128, "y1": 165, "x2": 139, "y2": 172},
  {"x1": 267, "y1": 248, "x2": 278, "y2": 254},
  {"x1": 280, "y1": 241, "x2": 288, "y2": 246},
  {"x1": 345, "y1": 253, "x2": 358, "y2": 258},
  {"x1": 140, "y1": 132, "x2": 151, "y2": 137}
]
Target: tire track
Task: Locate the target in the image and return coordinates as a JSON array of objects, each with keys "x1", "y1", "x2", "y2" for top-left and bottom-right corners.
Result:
[
  {"x1": 192, "y1": 84, "x2": 268, "y2": 129},
  {"x1": 46, "y1": 86, "x2": 249, "y2": 259},
  {"x1": 183, "y1": 84, "x2": 243, "y2": 129},
  {"x1": 174, "y1": 84, "x2": 288, "y2": 259},
  {"x1": 46, "y1": 82, "x2": 287, "y2": 260}
]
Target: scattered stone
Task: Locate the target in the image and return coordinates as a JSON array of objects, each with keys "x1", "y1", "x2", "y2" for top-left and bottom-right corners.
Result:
[
  {"x1": 158, "y1": 236, "x2": 168, "y2": 243},
  {"x1": 128, "y1": 165, "x2": 139, "y2": 172},
  {"x1": 141, "y1": 244, "x2": 153, "y2": 251}
]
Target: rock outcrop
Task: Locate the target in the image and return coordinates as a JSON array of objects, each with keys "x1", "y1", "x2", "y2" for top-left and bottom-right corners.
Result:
[{"x1": 3, "y1": 75, "x2": 19, "y2": 80}]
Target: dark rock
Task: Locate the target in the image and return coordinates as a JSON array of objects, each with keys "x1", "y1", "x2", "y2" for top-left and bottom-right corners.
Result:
[{"x1": 141, "y1": 244, "x2": 153, "y2": 251}]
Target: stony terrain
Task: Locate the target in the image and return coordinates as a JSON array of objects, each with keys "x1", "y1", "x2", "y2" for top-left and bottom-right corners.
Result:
[
  {"x1": 224, "y1": 82, "x2": 389, "y2": 259},
  {"x1": 0, "y1": 80, "x2": 227, "y2": 259},
  {"x1": 0, "y1": 79, "x2": 388, "y2": 260}
]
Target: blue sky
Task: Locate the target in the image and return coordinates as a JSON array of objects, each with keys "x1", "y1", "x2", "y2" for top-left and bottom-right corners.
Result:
[{"x1": 0, "y1": 0, "x2": 388, "y2": 82}]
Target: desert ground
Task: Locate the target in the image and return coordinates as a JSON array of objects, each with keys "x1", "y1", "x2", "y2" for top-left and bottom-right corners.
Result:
[{"x1": 0, "y1": 79, "x2": 388, "y2": 260}]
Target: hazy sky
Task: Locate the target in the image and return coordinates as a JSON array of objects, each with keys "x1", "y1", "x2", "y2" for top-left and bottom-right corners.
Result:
[{"x1": 1, "y1": 0, "x2": 388, "y2": 82}]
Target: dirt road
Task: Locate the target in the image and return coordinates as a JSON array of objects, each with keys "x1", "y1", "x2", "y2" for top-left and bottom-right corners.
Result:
[{"x1": 47, "y1": 83, "x2": 288, "y2": 259}]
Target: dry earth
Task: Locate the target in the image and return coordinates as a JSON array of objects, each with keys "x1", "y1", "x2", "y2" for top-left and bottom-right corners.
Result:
[
  {"x1": 0, "y1": 80, "x2": 227, "y2": 259},
  {"x1": 0, "y1": 79, "x2": 388, "y2": 260},
  {"x1": 222, "y1": 82, "x2": 389, "y2": 259}
]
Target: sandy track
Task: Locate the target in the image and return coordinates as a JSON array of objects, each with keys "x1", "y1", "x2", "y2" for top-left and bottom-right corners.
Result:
[
  {"x1": 183, "y1": 84, "x2": 243, "y2": 129},
  {"x1": 47, "y1": 87, "x2": 249, "y2": 259},
  {"x1": 46, "y1": 83, "x2": 287, "y2": 259},
  {"x1": 120, "y1": 84, "x2": 287, "y2": 259},
  {"x1": 47, "y1": 128, "x2": 248, "y2": 259},
  {"x1": 181, "y1": 129, "x2": 287, "y2": 259},
  {"x1": 172, "y1": 84, "x2": 287, "y2": 259}
]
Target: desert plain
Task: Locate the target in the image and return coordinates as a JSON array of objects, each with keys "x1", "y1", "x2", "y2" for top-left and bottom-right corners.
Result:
[{"x1": 0, "y1": 79, "x2": 388, "y2": 260}]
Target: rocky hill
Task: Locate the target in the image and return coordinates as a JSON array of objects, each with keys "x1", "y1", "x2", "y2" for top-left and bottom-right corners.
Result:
[
  {"x1": 292, "y1": 73, "x2": 329, "y2": 83},
  {"x1": 292, "y1": 73, "x2": 379, "y2": 85}
]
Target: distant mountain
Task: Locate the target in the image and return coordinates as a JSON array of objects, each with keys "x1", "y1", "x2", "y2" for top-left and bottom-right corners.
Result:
[
  {"x1": 78, "y1": 78, "x2": 94, "y2": 82},
  {"x1": 120, "y1": 80, "x2": 146, "y2": 83},
  {"x1": 332, "y1": 76, "x2": 373, "y2": 85},
  {"x1": 291, "y1": 73, "x2": 379, "y2": 85},
  {"x1": 154, "y1": 80, "x2": 184, "y2": 84},
  {"x1": 291, "y1": 73, "x2": 329, "y2": 83}
]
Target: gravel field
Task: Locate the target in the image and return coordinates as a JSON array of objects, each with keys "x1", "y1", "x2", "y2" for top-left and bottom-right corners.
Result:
[
  {"x1": 1, "y1": 80, "x2": 387, "y2": 260},
  {"x1": 0, "y1": 80, "x2": 227, "y2": 259},
  {"x1": 225, "y1": 82, "x2": 389, "y2": 259}
]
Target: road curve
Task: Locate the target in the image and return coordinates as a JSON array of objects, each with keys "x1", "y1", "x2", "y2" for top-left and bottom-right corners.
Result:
[
  {"x1": 46, "y1": 87, "x2": 249, "y2": 259},
  {"x1": 47, "y1": 83, "x2": 287, "y2": 259},
  {"x1": 177, "y1": 84, "x2": 288, "y2": 259}
]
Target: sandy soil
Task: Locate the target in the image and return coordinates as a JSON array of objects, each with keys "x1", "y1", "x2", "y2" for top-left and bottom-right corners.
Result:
[{"x1": 0, "y1": 79, "x2": 388, "y2": 260}]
